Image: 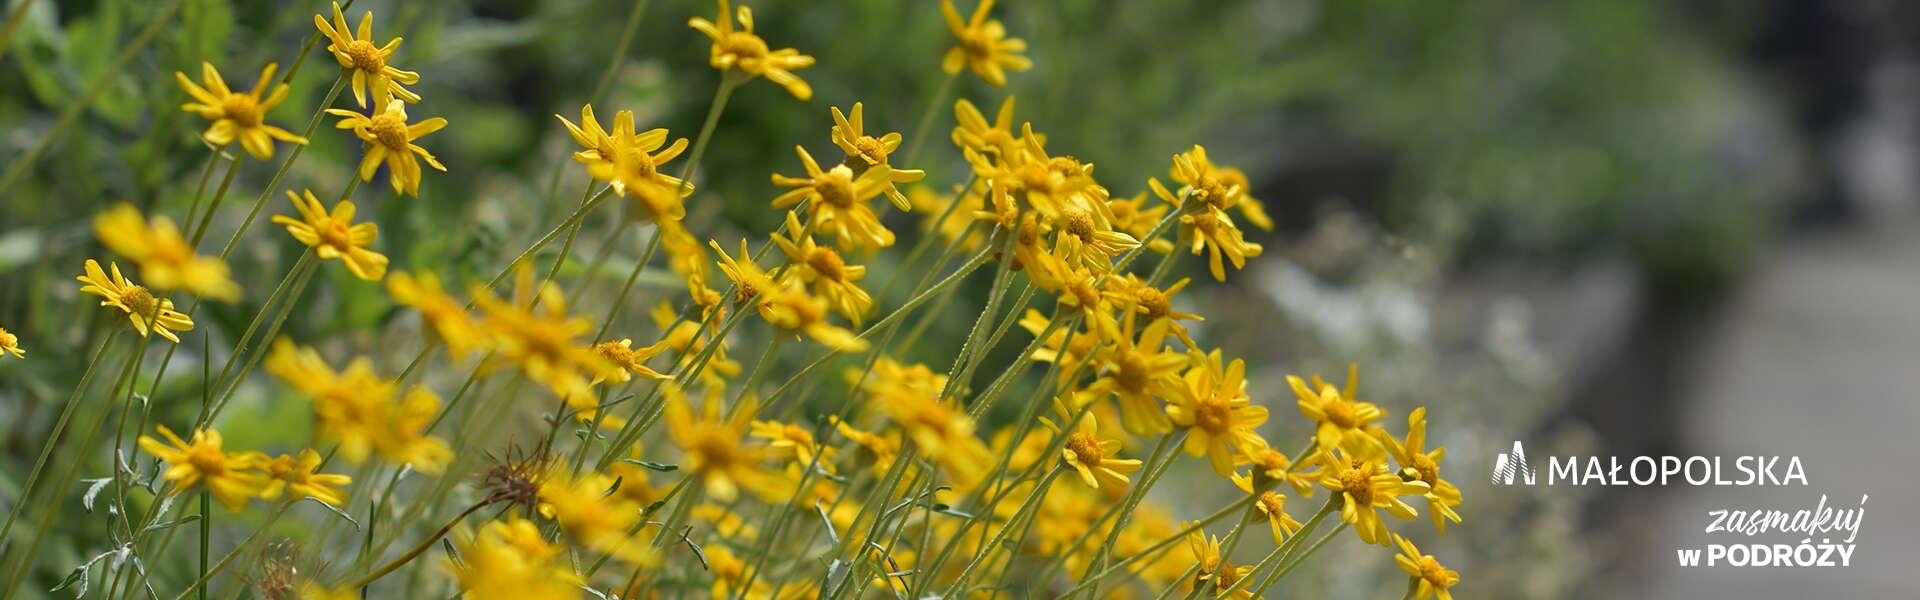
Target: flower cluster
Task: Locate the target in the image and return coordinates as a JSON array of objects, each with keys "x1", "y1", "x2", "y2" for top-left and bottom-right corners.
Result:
[{"x1": 20, "y1": 2, "x2": 1472, "y2": 600}]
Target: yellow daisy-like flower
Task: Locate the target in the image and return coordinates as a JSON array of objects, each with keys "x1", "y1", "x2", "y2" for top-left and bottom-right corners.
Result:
[
  {"x1": 76, "y1": 259, "x2": 196, "y2": 343},
  {"x1": 136, "y1": 425, "x2": 271, "y2": 512},
  {"x1": 665, "y1": 396, "x2": 789, "y2": 503},
  {"x1": 386, "y1": 271, "x2": 486, "y2": 360},
  {"x1": 1165, "y1": 350, "x2": 1269, "y2": 477},
  {"x1": 470, "y1": 267, "x2": 621, "y2": 401},
  {"x1": 1380, "y1": 407, "x2": 1463, "y2": 534},
  {"x1": 1235, "y1": 445, "x2": 1320, "y2": 496},
  {"x1": 1230, "y1": 473, "x2": 1303, "y2": 544},
  {"x1": 758, "y1": 280, "x2": 871, "y2": 354},
  {"x1": 327, "y1": 96, "x2": 447, "y2": 196},
  {"x1": 0, "y1": 326, "x2": 22, "y2": 359},
  {"x1": 1394, "y1": 534, "x2": 1461, "y2": 600},
  {"x1": 940, "y1": 0, "x2": 1031, "y2": 87},
  {"x1": 556, "y1": 105, "x2": 692, "y2": 221},
  {"x1": 271, "y1": 189, "x2": 388, "y2": 281},
  {"x1": 709, "y1": 238, "x2": 779, "y2": 306},
  {"x1": 590, "y1": 338, "x2": 673, "y2": 385},
  {"x1": 1320, "y1": 450, "x2": 1429, "y2": 546},
  {"x1": 447, "y1": 517, "x2": 580, "y2": 600},
  {"x1": 175, "y1": 62, "x2": 307, "y2": 159},
  {"x1": 871, "y1": 386, "x2": 992, "y2": 487},
  {"x1": 830, "y1": 102, "x2": 925, "y2": 210},
  {"x1": 263, "y1": 339, "x2": 454, "y2": 473},
  {"x1": 771, "y1": 211, "x2": 872, "y2": 326},
  {"x1": 1045, "y1": 410, "x2": 1142, "y2": 490},
  {"x1": 1184, "y1": 525, "x2": 1254, "y2": 600},
  {"x1": 771, "y1": 145, "x2": 898, "y2": 251},
  {"x1": 314, "y1": 1, "x2": 422, "y2": 107},
  {"x1": 536, "y1": 469, "x2": 653, "y2": 564},
  {"x1": 1290, "y1": 364, "x2": 1386, "y2": 457},
  {"x1": 688, "y1": 0, "x2": 816, "y2": 100},
  {"x1": 908, "y1": 183, "x2": 988, "y2": 252},
  {"x1": 830, "y1": 417, "x2": 900, "y2": 476},
  {"x1": 750, "y1": 419, "x2": 838, "y2": 468},
  {"x1": 952, "y1": 96, "x2": 1023, "y2": 158},
  {"x1": 93, "y1": 204, "x2": 239, "y2": 301},
  {"x1": 260, "y1": 449, "x2": 353, "y2": 508},
  {"x1": 1082, "y1": 313, "x2": 1184, "y2": 437}
]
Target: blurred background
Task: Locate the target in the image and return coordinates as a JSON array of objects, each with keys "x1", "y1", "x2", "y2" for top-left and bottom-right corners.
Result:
[{"x1": 3, "y1": 0, "x2": 1917, "y2": 597}]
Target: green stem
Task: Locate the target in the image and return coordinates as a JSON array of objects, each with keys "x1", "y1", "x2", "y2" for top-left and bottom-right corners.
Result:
[
  {"x1": 0, "y1": 329, "x2": 120, "y2": 547},
  {"x1": 0, "y1": 0, "x2": 37, "y2": 61},
  {"x1": 346, "y1": 499, "x2": 493, "y2": 591},
  {"x1": 188, "y1": 153, "x2": 243, "y2": 248}
]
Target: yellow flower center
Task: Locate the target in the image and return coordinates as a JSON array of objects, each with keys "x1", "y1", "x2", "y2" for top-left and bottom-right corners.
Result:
[
  {"x1": 720, "y1": 32, "x2": 769, "y2": 62},
  {"x1": 187, "y1": 444, "x2": 228, "y2": 475},
  {"x1": 805, "y1": 248, "x2": 846, "y2": 281},
  {"x1": 1064, "y1": 432, "x2": 1103, "y2": 467},
  {"x1": 1408, "y1": 453, "x2": 1439, "y2": 485},
  {"x1": 1322, "y1": 399, "x2": 1358, "y2": 429},
  {"x1": 120, "y1": 286, "x2": 160, "y2": 318},
  {"x1": 222, "y1": 94, "x2": 263, "y2": 128},
  {"x1": 1417, "y1": 557, "x2": 1454, "y2": 586},
  {"x1": 816, "y1": 167, "x2": 858, "y2": 207},
  {"x1": 318, "y1": 218, "x2": 355, "y2": 250},
  {"x1": 1193, "y1": 396, "x2": 1233, "y2": 433},
  {"x1": 1134, "y1": 287, "x2": 1171, "y2": 320},
  {"x1": 1113, "y1": 351, "x2": 1150, "y2": 393},
  {"x1": 368, "y1": 111, "x2": 411, "y2": 150},
  {"x1": 1339, "y1": 467, "x2": 1375, "y2": 506},
  {"x1": 343, "y1": 39, "x2": 385, "y2": 72},
  {"x1": 1258, "y1": 491, "x2": 1285, "y2": 516},
  {"x1": 852, "y1": 136, "x2": 888, "y2": 167},
  {"x1": 957, "y1": 28, "x2": 995, "y2": 60},
  {"x1": 1063, "y1": 211, "x2": 1095, "y2": 243},
  {"x1": 594, "y1": 342, "x2": 638, "y2": 369}
]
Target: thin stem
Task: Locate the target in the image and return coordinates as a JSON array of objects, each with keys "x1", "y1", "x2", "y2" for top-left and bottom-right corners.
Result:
[
  {"x1": 346, "y1": 499, "x2": 495, "y2": 591},
  {"x1": 188, "y1": 154, "x2": 244, "y2": 248},
  {"x1": 0, "y1": 329, "x2": 120, "y2": 546},
  {"x1": 902, "y1": 72, "x2": 958, "y2": 168}
]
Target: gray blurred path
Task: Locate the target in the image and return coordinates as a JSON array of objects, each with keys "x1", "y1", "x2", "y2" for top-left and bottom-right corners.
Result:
[{"x1": 1620, "y1": 225, "x2": 1920, "y2": 598}]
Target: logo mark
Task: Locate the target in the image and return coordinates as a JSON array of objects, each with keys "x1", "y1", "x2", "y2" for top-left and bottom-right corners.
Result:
[{"x1": 1491, "y1": 441, "x2": 1535, "y2": 485}]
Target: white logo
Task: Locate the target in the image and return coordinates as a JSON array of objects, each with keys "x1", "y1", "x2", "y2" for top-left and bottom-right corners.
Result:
[{"x1": 1490, "y1": 441, "x2": 1535, "y2": 485}]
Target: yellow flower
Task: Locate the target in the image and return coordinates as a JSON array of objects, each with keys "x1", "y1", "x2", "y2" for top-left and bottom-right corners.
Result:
[
  {"x1": 557, "y1": 105, "x2": 692, "y2": 221},
  {"x1": 872, "y1": 387, "x2": 991, "y2": 487},
  {"x1": 0, "y1": 326, "x2": 22, "y2": 359},
  {"x1": 272, "y1": 189, "x2": 387, "y2": 281},
  {"x1": 327, "y1": 96, "x2": 447, "y2": 196},
  {"x1": 1380, "y1": 407, "x2": 1463, "y2": 534},
  {"x1": 708, "y1": 238, "x2": 779, "y2": 308},
  {"x1": 93, "y1": 204, "x2": 240, "y2": 301},
  {"x1": 1149, "y1": 145, "x2": 1266, "y2": 281},
  {"x1": 175, "y1": 62, "x2": 307, "y2": 159},
  {"x1": 260, "y1": 449, "x2": 353, "y2": 507},
  {"x1": 263, "y1": 339, "x2": 453, "y2": 473},
  {"x1": 940, "y1": 0, "x2": 1031, "y2": 87},
  {"x1": 1184, "y1": 525, "x2": 1254, "y2": 600},
  {"x1": 1235, "y1": 445, "x2": 1319, "y2": 496},
  {"x1": 830, "y1": 102, "x2": 925, "y2": 210},
  {"x1": 758, "y1": 281, "x2": 870, "y2": 353},
  {"x1": 1102, "y1": 274, "x2": 1202, "y2": 346},
  {"x1": 1230, "y1": 474, "x2": 1303, "y2": 544},
  {"x1": 1320, "y1": 450, "x2": 1428, "y2": 546},
  {"x1": 537, "y1": 469, "x2": 654, "y2": 564},
  {"x1": 136, "y1": 425, "x2": 270, "y2": 512},
  {"x1": 1109, "y1": 191, "x2": 1175, "y2": 254},
  {"x1": 665, "y1": 396, "x2": 788, "y2": 503},
  {"x1": 1082, "y1": 313, "x2": 1184, "y2": 436},
  {"x1": 1165, "y1": 350, "x2": 1269, "y2": 477},
  {"x1": 951, "y1": 96, "x2": 1023, "y2": 158},
  {"x1": 1045, "y1": 410, "x2": 1141, "y2": 490},
  {"x1": 447, "y1": 517, "x2": 580, "y2": 600},
  {"x1": 750, "y1": 419, "x2": 838, "y2": 468},
  {"x1": 591, "y1": 338, "x2": 674, "y2": 385},
  {"x1": 1394, "y1": 534, "x2": 1461, "y2": 600},
  {"x1": 387, "y1": 271, "x2": 486, "y2": 360},
  {"x1": 771, "y1": 145, "x2": 899, "y2": 251},
  {"x1": 471, "y1": 267, "x2": 621, "y2": 400},
  {"x1": 76, "y1": 259, "x2": 196, "y2": 343},
  {"x1": 688, "y1": 0, "x2": 816, "y2": 100},
  {"x1": 830, "y1": 417, "x2": 900, "y2": 476},
  {"x1": 772, "y1": 211, "x2": 872, "y2": 326},
  {"x1": 1289, "y1": 364, "x2": 1386, "y2": 457},
  {"x1": 313, "y1": 1, "x2": 422, "y2": 107}
]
